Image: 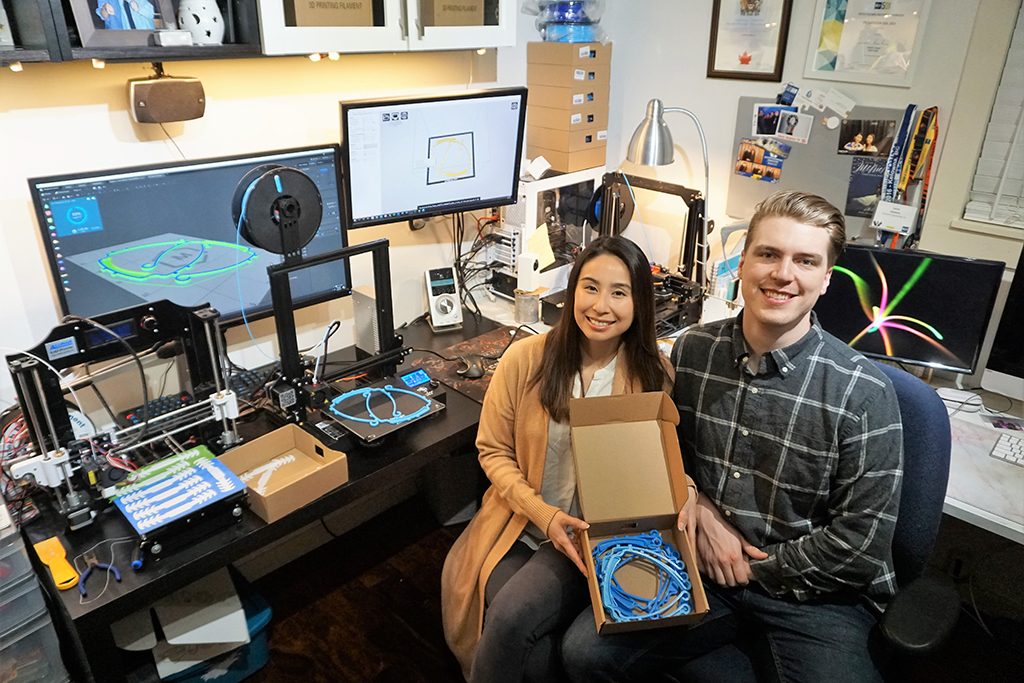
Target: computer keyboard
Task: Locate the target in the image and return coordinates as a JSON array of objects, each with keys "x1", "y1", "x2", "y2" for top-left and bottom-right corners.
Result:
[
  {"x1": 228, "y1": 368, "x2": 274, "y2": 402},
  {"x1": 119, "y1": 391, "x2": 194, "y2": 426},
  {"x1": 989, "y1": 432, "x2": 1024, "y2": 468}
]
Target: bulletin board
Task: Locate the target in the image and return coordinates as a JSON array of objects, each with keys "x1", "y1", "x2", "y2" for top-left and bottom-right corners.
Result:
[{"x1": 725, "y1": 96, "x2": 916, "y2": 239}]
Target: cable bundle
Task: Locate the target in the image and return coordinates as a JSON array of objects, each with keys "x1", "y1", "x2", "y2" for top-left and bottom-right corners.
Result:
[{"x1": 592, "y1": 530, "x2": 693, "y2": 622}]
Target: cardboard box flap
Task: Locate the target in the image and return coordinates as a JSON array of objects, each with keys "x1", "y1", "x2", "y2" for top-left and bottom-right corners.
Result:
[
  {"x1": 570, "y1": 392, "x2": 688, "y2": 525},
  {"x1": 569, "y1": 392, "x2": 678, "y2": 428}
]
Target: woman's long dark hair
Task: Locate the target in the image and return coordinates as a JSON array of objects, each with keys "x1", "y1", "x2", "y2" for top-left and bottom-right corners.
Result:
[{"x1": 531, "y1": 236, "x2": 667, "y2": 422}]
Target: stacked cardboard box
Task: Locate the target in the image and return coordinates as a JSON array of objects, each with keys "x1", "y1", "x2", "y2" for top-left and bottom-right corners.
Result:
[
  {"x1": 527, "y1": 42, "x2": 611, "y2": 173},
  {"x1": 284, "y1": 0, "x2": 373, "y2": 27},
  {"x1": 421, "y1": 0, "x2": 485, "y2": 26}
]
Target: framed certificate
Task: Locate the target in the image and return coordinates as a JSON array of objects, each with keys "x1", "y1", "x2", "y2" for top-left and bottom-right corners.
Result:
[
  {"x1": 707, "y1": 0, "x2": 794, "y2": 82},
  {"x1": 804, "y1": 0, "x2": 932, "y2": 87}
]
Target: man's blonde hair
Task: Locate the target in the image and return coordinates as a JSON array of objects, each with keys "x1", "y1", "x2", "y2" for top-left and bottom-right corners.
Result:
[{"x1": 745, "y1": 190, "x2": 846, "y2": 267}]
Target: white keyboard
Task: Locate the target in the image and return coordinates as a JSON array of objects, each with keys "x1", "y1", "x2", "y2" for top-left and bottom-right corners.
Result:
[{"x1": 989, "y1": 432, "x2": 1024, "y2": 467}]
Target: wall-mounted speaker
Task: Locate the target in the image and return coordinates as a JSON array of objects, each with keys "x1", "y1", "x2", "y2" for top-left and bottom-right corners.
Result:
[{"x1": 128, "y1": 77, "x2": 206, "y2": 124}]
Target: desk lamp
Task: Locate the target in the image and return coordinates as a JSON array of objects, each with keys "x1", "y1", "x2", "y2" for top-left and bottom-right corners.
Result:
[{"x1": 625, "y1": 99, "x2": 711, "y2": 288}]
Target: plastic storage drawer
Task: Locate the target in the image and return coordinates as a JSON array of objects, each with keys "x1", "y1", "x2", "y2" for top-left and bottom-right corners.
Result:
[
  {"x1": 0, "y1": 528, "x2": 33, "y2": 591},
  {"x1": 0, "y1": 610, "x2": 70, "y2": 683},
  {"x1": 0, "y1": 573, "x2": 46, "y2": 632}
]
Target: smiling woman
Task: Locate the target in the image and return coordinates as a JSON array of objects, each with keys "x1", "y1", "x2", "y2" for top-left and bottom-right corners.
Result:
[{"x1": 440, "y1": 236, "x2": 673, "y2": 682}]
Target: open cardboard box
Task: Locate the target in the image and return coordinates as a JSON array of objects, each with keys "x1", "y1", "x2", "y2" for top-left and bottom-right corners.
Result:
[
  {"x1": 570, "y1": 392, "x2": 709, "y2": 633},
  {"x1": 217, "y1": 424, "x2": 348, "y2": 523}
]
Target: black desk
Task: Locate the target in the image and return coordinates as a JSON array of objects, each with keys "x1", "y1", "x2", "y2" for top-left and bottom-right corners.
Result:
[{"x1": 22, "y1": 317, "x2": 499, "y2": 682}]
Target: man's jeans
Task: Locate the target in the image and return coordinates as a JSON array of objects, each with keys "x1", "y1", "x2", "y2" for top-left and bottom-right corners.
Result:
[{"x1": 562, "y1": 581, "x2": 884, "y2": 683}]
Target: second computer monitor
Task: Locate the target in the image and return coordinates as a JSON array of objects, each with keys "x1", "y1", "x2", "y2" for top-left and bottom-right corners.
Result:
[
  {"x1": 814, "y1": 245, "x2": 1004, "y2": 373},
  {"x1": 340, "y1": 87, "x2": 528, "y2": 228}
]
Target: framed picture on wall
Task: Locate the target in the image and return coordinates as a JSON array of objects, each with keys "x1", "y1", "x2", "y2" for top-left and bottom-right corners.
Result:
[
  {"x1": 707, "y1": 0, "x2": 793, "y2": 82},
  {"x1": 69, "y1": 0, "x2": 178, "y2": 48},
  {"x1": 804, "y1": 0, "x2": 932, "y2": 87}
]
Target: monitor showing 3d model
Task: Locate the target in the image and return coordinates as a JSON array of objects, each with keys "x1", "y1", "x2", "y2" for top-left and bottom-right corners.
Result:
[
  {"x1": 29, "y1": 145, "x2": 350, "y2": 324},
  {"x1": 340, "y1": 87, "x2": 528, "y2": 228},
  {"x1": 814, "y1": 245, "x2": 1004, "y2": 373},
  {"x1": 982, "y1": 246, "x2": 1024, "y2": 400}
]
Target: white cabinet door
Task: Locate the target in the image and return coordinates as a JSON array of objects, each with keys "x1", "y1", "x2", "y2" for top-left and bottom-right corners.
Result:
[
  {"x1": 406, "y1": 0, "x2": 517, "y2": 52},
  {"x1": 258, "y1": 0, "x2": 410, "y2": 56}
]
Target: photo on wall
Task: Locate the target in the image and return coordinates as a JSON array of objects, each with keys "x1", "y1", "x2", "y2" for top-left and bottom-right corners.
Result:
[
  {"x1": 751, "y1": 103, "x2": 798, "y2": 137},
  {"x1": 775, "y1": 111, "x2": 813, "y2": 144},
  {"x1": 735, "y1": 137, "x2": 790, "y2": 183},
  {"x1": 845, "y1": 156, "x2": 887, "y2": 218},
  {"x1": 837, "y1": 119, "x2": 896, "y2": 156}
]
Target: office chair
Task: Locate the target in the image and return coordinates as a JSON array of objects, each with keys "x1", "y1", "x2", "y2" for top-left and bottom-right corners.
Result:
[{"x1": 666, "y1": 362, "x2": 961, "y2": 683}]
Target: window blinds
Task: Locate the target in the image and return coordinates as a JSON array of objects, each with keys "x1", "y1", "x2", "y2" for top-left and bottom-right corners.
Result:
[{"x1": 964, "y1": 1, "x2": 1024, "y2": 228}]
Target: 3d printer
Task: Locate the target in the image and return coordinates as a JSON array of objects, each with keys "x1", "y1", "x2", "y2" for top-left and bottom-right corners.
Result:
[{"x1": 6, "y1": 300, "x2": 243, "y2": 529}]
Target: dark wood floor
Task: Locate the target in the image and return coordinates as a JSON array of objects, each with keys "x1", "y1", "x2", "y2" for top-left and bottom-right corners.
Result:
[
  {"x1": 249, "y1": 495, "x2": 467, "y2": 683},
  {"x1": 248, "y1": 495, "x2": 1024, "y2": 683}
]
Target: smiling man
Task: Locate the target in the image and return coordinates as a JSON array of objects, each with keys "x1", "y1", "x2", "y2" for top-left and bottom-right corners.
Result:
[{"x1": 562, "y1": 191, "x2": 904, "y2": 683}]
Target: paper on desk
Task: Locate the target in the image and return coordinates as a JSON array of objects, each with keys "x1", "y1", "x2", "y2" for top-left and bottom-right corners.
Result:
[
  {"x1": 153, "y1": 637, "x2": 243, "y2": 679},
  {"x1": 152, "y1": 568, "x2": 249, "y2": 645},
  {"x1": 528, "y1": 224, "x2": 556, "y2": 270}
]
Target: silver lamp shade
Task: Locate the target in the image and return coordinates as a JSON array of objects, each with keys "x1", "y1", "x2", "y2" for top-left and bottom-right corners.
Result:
[{"x1": 626, "y1": 99, "x2": 675, "y2": 166}]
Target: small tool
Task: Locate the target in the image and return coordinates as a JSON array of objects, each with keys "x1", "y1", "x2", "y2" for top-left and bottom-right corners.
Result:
[
  {"x1": 33, "y1": 536, "x2": 79, "y2": 590},
  {"x1": 78, "y1": 550, "x2": 121, "y2": 596},
  {"x1": 131, "y1": 545, "x2": 145, "y2": 571}
]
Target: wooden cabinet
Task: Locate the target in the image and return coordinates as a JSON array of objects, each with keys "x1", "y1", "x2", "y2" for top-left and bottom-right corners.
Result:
[
  {"x1": 257, "y1": 0, "x2": 515, "y2": 57},
  {"x1": 1, "y1": 0, "x2": 62, "y2": 64},
  {"x1": 2, "y1": 0, "x2": 263, "y2": 64}
]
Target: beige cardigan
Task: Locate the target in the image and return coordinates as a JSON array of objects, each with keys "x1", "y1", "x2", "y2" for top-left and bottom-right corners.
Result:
[{"x1": 440, "y1": 332, "x2": 672, "y2": 676}]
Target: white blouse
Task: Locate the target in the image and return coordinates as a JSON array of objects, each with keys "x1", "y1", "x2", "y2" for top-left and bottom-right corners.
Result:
[{"x1": 522, "y1": 356, "x2": 618, "y2": 548}]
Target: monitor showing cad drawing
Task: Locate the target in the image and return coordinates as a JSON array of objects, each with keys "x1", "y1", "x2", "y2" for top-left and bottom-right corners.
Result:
[{"x1": 341, "y1": 88, "x2": 528, "y2": 228}]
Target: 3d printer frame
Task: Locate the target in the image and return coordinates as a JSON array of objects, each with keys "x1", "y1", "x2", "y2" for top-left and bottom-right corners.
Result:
[
  {"x1": 6, "y1": 300, "x2": 241, "y2": 528},
  {"x1": 598, "y1": 171, "x2": 706, "y2": 286},
  {"x1": 265, "y1": 238, "x2": 408, "y2": 423}
]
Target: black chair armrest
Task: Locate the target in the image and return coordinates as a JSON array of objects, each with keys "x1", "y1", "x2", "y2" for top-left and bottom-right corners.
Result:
[{"x1": 880, "y1": 575, "x2": 960, "y2": 654}]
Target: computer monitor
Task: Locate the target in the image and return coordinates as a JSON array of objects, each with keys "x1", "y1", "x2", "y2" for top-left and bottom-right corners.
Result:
[
  {"x1": 29, "y1": 145, "x2": 350, "y2": 325},
  {"x1": 340, "y1": 87, "x2": 528, "y2": 228},
  {"x1": 814, "y1": 245, "x2": 1004, "y2": 373},
  {"x1": 982, "y1": 246, "x2": 1024, "y2": 400}
]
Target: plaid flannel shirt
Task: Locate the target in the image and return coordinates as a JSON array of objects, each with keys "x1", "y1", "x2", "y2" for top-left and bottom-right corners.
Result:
[{"x1": 671, "y1": 312, "x2": 903, "y2": 607}]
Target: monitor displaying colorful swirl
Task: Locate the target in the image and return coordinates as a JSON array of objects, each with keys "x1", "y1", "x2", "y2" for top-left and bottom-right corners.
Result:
[{"x1": 814, "y1": 245, "x2": 1005, "y2": 373}]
